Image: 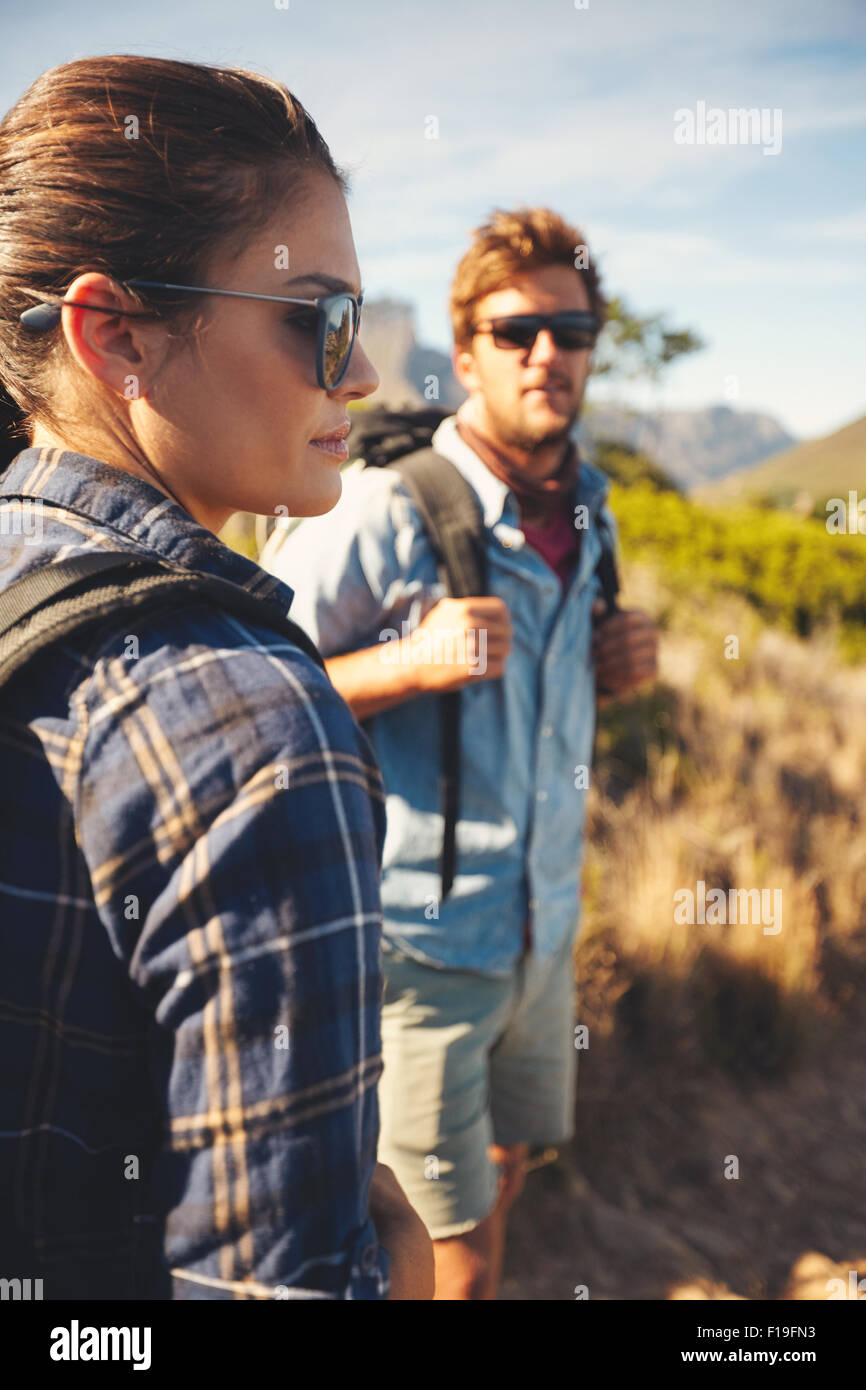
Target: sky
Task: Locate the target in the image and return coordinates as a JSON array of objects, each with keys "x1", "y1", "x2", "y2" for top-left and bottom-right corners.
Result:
[{"x1": 1, "y1": 0, "x2": 864, "y2": 440}]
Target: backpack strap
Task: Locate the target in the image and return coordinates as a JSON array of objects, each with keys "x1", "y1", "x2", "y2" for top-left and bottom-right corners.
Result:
[
  {"x1": 392, "y1": 448, "x2": 487, "y2": 599},
  {"x1": 595, "y1": 536, "x2": 620, "y2": 614},
  {"x1": 388, "y1": 448, "x2": 486, "y2": 902},
  {"x1": 0, "y1": 549, "x2": 325, "y2": 694}
]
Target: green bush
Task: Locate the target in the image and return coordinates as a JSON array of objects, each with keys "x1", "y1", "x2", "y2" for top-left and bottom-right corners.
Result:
[{"x1": 612, "y1": 482, "x2": 866, "y2": 660}]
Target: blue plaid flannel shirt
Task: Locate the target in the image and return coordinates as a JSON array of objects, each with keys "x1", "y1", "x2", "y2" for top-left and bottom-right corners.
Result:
[{"x1": 0, "y1": 446, "x2": 390, "y2": 1300}]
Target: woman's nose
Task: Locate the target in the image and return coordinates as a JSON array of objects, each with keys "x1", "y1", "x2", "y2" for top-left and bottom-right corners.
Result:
[{"x1": 335, "y1": 337, "x2": 379, "y2": 400}]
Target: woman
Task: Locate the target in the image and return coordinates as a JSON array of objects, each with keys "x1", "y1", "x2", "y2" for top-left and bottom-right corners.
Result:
[{"x1": 0, "y1": 55, "x2": 432, "y2": 1300}]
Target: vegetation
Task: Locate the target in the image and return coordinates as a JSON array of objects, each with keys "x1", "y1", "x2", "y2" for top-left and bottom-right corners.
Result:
[
  {"x1": 611, "y1": 481, "x2": 866, "y2": 661},
  {"x1": 592, "y1": 439, "x2": 680, "y2": 493},
  {"x1": 591, "y1": 296, "x2": 704, "y2": 382}
]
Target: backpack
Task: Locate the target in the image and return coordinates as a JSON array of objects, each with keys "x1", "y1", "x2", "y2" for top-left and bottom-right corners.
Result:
[
  {"x1": 0, "y1": 545, "x2": 325, "y2": 702},
  {"x1": 342, "y1": 407, "x2": 620, "y2": 901}
]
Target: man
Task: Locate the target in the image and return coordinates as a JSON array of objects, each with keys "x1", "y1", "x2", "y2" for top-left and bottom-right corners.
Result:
[{"x1": 262, "y1": 206, "x2": 657, "y2": 1299}]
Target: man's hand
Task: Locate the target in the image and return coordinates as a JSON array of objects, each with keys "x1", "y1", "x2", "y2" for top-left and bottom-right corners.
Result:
[
  {"x1": 369, "y1": 1161, "x2": 435, "y2": 1300},
  {"x1": 414, "y1": 596, "x2": 512, "y2": 694},
  {"x1": 591, "y1": 601, "x2": 658, "y2": 696},
  {"x1": 323, "y1": 595, "x2": 511, "y2": 722}
]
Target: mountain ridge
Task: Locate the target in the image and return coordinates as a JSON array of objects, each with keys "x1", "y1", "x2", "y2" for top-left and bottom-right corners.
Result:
[{"x1": 698, "y1": 412, "x2": 866, "y2": 506}]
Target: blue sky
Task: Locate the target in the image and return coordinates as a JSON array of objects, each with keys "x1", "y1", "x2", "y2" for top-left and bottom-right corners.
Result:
[{"x1": 2, "y1": 0, "x2": 864, "y2": 439}]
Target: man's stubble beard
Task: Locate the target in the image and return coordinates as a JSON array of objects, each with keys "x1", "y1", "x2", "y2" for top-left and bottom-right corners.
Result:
[{"x1": 484, "y1": 390, "x2": 583, "y2": 458}]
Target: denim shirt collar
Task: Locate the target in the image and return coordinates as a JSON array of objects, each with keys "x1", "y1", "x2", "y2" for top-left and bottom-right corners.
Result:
[{"x1": 0, "y1": 446, "x2": 295, "y2": 618}]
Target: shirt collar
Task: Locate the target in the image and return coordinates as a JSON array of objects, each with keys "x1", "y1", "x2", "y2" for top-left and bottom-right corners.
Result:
[
  {"x1": 0, "y1": 446, "x2": 295, "y2": 616},
  {"x1": 431, "y1": 415, "x2": 514, "y2": 527},
  {"x1": 431, "y1": 413, "x2": 610, "y2": 529}
]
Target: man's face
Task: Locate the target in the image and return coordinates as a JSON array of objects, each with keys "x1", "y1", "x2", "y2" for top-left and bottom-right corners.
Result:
[{"x1": 454, "y1": 264, "x2": 595, "y2": 453}]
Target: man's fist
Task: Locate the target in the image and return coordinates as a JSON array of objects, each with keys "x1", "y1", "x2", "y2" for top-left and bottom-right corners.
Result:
[
  {"x1": 591, "y1": 601, "x2": 658, "y2": 696},
  {"x1": 412, "y1": 596, "x2": 512, "y2": 693}
]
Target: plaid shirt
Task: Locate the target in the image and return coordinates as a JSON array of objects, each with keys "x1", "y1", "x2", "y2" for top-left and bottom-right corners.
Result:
[{"x1": 0, "y1": 446, "x2": 390, "y2": 1300}]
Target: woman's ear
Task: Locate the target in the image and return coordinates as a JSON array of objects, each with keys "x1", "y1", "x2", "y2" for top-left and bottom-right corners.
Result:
[{"x1": 58, "y1": 272, "x2": 155, "y2": 401}]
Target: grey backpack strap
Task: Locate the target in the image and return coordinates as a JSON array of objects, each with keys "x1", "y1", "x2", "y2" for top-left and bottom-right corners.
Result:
[
  {"x1": 0, "y1": 549, "x2": 325, "y2": 693},
  {"x1": 389, "y1": 449, "x2": 487, "y2": 901}
]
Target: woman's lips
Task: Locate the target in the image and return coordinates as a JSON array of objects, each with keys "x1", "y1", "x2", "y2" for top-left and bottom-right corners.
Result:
[
  {"x1": 309, "y1": 436, "x2": 349, "y2": 459},
  {"x1": 310, "y1": 421, "x2": 351, "y2": 459}
]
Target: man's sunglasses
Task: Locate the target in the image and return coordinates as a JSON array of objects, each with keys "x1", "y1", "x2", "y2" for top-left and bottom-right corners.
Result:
[
  {"x1": 19, "y1": 279, "x2": 363, "y2": 391},
  {"x1": 473, "y1": 311, "x2": 600, "y2": 352}
]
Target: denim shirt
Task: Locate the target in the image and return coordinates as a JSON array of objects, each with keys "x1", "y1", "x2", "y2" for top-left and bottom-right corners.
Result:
[
  {"x1": 0, "y1": 446, "x2": 389, "y2": 1299},
  {"x1": 262, "y1": 415, "x2": 619, "y2": 978}
]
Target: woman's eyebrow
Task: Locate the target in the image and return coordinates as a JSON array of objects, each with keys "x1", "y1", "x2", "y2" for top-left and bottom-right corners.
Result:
[{"x1": 283, "y1": 272, "x2": 363, "y2": 297}]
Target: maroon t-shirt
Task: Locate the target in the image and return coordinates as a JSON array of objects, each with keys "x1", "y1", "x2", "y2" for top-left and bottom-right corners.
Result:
[{"x1": 520, "y1": 499, "x2": 582, "y2": 590}]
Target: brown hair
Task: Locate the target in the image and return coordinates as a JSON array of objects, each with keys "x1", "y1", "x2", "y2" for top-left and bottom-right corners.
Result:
[
  {"x1": 449, "y1": 205, "x2": 606, "y2": 352},
  {"x1": 0, "y1": 55, "x2": 347, "y2": 460}
]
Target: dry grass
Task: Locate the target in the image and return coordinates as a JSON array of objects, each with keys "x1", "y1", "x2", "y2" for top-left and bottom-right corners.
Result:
[{"x1": 502, "y1": 562, "x2": 866, "y2": 1300}]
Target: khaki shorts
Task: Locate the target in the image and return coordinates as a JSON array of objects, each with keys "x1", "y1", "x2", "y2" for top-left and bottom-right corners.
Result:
[{"x1": 377, "y1": 933, "x2": 577, "y2": 1240}]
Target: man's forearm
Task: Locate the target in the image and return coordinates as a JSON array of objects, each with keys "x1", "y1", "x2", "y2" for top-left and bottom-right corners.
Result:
[{"x1": 325, "y1": 640, "x2": 430, "y2": 721}]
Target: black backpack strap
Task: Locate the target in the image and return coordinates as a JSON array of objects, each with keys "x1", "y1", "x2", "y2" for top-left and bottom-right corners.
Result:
[
  {"x1": 594, "y1": 538, "x2": 620, "y2": 614},
  {"x1": 392, "y1": 448, "x2": 487, "y2": 599},
  {"x1": 389, "y1": 449, "x2": 487, "y2": 902},
  {"x1": 0, "y1": 549, "x2": 324, "y2": 694},
  {"x1": 590, "y1": 510, "x2": 622, "y2": 699}
]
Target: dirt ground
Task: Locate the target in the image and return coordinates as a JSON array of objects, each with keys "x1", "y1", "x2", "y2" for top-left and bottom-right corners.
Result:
[{"x1": 500, "y1": 941, "x2": 866, "y2": 1302}]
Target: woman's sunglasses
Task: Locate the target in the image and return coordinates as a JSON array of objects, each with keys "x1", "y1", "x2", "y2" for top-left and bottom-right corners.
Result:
[
  {"x1": 19, "y1": 279, "x2": 363, "y2": 391},
  {"x1": 473, "y1": 311, "x2": 600, "y2": 352}
]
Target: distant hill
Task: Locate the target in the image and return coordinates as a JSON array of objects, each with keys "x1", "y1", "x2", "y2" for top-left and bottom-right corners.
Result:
[
  {"x1": 699, "y1": 412, "x2": 866, "y2": 508},
  {"x1": 579, "y1": 403, "x2": 795, "y2": 491}
]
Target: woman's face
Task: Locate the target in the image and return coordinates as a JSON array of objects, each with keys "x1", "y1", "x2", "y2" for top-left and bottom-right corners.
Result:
[{"x1": 126, "y1": 171, "x2": 379, "y2": 532}]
